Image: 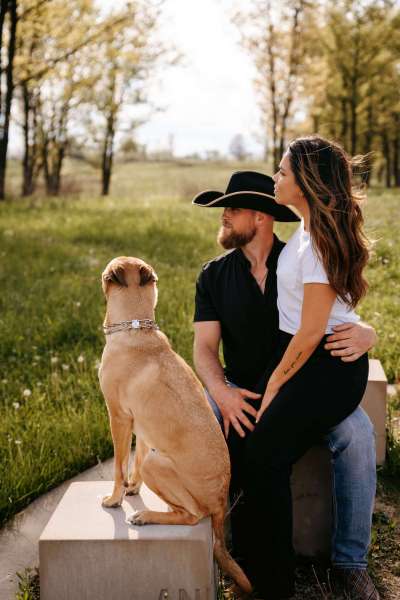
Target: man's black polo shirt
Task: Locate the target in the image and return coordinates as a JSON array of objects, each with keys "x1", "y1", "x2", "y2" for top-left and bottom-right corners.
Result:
[{"x1": 194, "y1": 235, "x2": 285, "y2": 390}]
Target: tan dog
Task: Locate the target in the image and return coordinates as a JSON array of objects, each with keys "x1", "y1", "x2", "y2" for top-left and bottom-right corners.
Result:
[{"x1": 99, "y1": 256, "x2": 252, "y2": 595}]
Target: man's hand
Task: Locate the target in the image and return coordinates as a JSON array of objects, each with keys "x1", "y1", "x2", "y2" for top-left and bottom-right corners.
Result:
[
  {"x1": 324, "y1": 322, "x2": 377, "y2": 362},
  {"x1": 213, "y1": 384, "x2": 261, "y2": 439}
]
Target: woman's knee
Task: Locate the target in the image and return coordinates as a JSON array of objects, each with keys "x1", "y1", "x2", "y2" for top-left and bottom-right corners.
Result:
[{"x1": 242, "y1": 437, "x2": 291, "y2": 484}]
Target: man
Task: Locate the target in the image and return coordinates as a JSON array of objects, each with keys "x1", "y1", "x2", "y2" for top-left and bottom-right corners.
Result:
[{"x1": 192, "y1": 171, "x2": 379, "y2": 600}]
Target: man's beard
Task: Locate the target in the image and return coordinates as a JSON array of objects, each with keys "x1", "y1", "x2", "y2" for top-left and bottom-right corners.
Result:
[{"x1": 217, "y1": 225, "x2": 257, "y2": 249}]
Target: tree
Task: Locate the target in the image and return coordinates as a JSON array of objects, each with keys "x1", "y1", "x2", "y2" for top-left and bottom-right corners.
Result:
[
  {"x1": 304, "y1": 0, "x2": 400, "y2": 184},
  {"x1": 229, "y1": 133, "x2": 247, "y2": 161},
  {"x1": 14, "y1": 0, "x2": 97, "y2": 195},
  {"x1": 0, "y1": 0, "x2": 18, "y2": 200},
  {"x1": 75, "y1": 1, "x2": 171, "y2": 195},
  {"x1": 12, "y1": 0, "x2": 149, "y2": 196},
  {"x1": 234, "y1": 0, "x2": 316, "y2": 171}
]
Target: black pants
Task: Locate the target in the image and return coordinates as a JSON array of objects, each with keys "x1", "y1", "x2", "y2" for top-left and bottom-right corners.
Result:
[{"x1": 227, "y1": 330, "x2": 369, "y2": 599}]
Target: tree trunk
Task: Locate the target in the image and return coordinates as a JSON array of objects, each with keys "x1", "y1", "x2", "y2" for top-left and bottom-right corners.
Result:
[
  {"x1": 101, "y1": 114, "x2": 115, "y2": 196},
  {"x1": 340, "y1": 98, "x2": 348, "y2": 149},
  {"x1": 279, "y1": 1, "x2": 303, "y2": 159},
  {"x1": 0, "y1": 0, "x2": 18, "y2": 200},
  {"x1": 393, "y1": 114, "x2": 400, "y2": 187},
  {"x1": 361, "y1": 97, "x2": 374, "y2": 185},
  {"x1": 349, "y1": 21, "x2": 361, "y2": 156},
  {"x1": 381, "y1": 131, "x2": 391, "y2": 188},
  {"x1": 349, "y1": 94, "x2": 357, "y2": 155},
  {"x1": 265, "y1": 3, "x2": 279, "y2": 172},
  {"x1": 45, "y1": 145, "x2": 65, "y2": 195},
  {"x1": 21, "y1": 82, "x2": 37, "y2": 196}
]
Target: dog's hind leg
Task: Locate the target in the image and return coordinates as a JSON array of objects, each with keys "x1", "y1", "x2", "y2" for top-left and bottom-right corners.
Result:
[
  {"x1": 128, "y1": 451, "x2": 205, "y2": 526},
  {"x1": 102, "y1": 414, "x2": 133, "y2": 508},
  {"x1": 126, "y1": 436, "x2": 149, "y2": 495}
]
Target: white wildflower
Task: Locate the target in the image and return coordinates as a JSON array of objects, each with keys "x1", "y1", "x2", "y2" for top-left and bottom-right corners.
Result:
[
  {"x1": 22, "y1": 389, "x2": 32, "y2": 398},
  {"x1": 62, "y1": 364, "x2": 70, "y2": 371},
  {"x1": 51, "y1": 356, "x2": 59, "y2": 364},
  {"x1": 15, "y1": 439, "x2": 22, "y2": 445},
  {"x1": 77, "y1": 355, "x2": 85, "y2": 363},
  {"x1": 75, "y1": 302, "x2": 81, "y2": 307},
  {"x1": 13, "y1": 402, "x2": 20, "y2": 409}
]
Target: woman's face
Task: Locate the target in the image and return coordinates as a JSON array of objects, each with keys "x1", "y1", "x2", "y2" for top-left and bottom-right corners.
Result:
[{"x1": 273, "y1": 152, "x2": 304, "y2": 208}]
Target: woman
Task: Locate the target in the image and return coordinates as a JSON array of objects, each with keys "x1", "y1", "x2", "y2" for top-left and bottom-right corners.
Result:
[{"x1": 228, "y1": 135, "x2": 371, "y2": 599}]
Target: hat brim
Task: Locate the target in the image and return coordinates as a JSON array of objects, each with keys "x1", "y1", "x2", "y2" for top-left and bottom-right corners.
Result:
[{"x1": 192, "y1": 190, "x2": 300, "y2": 223}]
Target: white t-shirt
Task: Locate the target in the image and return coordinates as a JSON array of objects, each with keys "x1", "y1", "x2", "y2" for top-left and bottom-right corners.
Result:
[{"x1": 277, "y1": 220, "x2": 360, "y2": 334}]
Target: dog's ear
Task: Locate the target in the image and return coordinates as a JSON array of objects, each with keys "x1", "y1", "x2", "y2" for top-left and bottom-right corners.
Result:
[
  {"x1": 102, "y1": 264, "x2": 128, "y2": 293},
  {"x1": 139, "y1": 264, "x2": 158, "y2": 287}
]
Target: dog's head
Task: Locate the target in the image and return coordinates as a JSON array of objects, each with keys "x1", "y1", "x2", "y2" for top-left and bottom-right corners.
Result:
[{"x1": 102, "y1": 257, "x2": 158, "y2": 303}]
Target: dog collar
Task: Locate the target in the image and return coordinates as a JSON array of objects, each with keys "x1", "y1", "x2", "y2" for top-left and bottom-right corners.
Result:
[{"x1": 103, "y1": 319, "x2": 160, "y2": 335}]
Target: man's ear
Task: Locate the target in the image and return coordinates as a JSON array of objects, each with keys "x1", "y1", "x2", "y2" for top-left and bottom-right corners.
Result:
[
  {"x1": 102, "y1": 264, "x2": 128, "y2": 294},
  {"x1": 139, "y1": 264, "x2": 158, "y2": 286}
]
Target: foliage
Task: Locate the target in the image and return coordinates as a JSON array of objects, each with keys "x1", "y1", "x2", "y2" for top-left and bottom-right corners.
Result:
[
  {"x1": 234, "y1": 0, "x2": 400, "y2": 183},
  {"x1": 307, "y1": 0, "x2": 400, "y2": 185},
  {"x1": 15, "y1": 568, "x2": 40, "y2": 600},
  {"x1": 234, "y1": 0, "x2": 318, "y2": 168},
  {"x1": 0, "y1": 160, "x2": 398, "y2": 529},
  {"x1": 5, "y1": 0, "x2": 169, "y2": 199}
]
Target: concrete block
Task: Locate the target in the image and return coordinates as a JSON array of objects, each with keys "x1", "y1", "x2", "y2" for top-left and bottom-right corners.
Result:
[
  {"x1": 361, "y1": 358, "x2": 387, "y2": 465},
  {"x1": 292, "y1": 447, "x2": 332, "y2": 557},
  {"x1": 40, "y1": 481, "x2": 216, "y2": 600},
  {"x1": 292, "y1": 358, "x2": 388, "y2": 557}
]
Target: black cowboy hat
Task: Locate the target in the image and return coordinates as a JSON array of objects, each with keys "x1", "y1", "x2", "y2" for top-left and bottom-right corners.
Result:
[{"x1": 192, "y1": 171, "x2": 300, "y2": 222}]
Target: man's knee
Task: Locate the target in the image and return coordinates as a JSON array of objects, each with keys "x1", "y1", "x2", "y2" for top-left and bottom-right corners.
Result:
[{"x1": 325, "y1": 407, "x2": 375, "y2": 456}]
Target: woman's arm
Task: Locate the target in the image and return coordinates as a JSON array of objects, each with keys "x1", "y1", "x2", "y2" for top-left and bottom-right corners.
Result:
[{"x1": 256, "y1": 282, "x2": 336, "y2": 422}]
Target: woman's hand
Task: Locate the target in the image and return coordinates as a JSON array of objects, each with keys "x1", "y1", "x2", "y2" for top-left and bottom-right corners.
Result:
[{"x1": 256, "y1": 385, "x2": 279, "y2": 423}]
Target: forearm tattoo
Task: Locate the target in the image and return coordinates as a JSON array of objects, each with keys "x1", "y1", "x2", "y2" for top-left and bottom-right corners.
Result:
[{"x1": 283, "y1": 351, "x2": 302, "y2": 376}]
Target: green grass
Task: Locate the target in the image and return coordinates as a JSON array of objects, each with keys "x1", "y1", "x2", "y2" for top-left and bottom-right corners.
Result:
[{"x1": 0, "y1": 160, "x2": 399, "y2": 526}]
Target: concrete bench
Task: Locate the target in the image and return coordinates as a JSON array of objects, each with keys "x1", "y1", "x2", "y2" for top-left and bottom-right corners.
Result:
[
  {"x1": 292, "y1": 358, "x2": 387, "y2": 556},
  {"x1": 39, "y1": 360, "x2": 387, "y2": 596},
  {"x1": 39, "y1": 481, "x2": 217, "y2": 600}
]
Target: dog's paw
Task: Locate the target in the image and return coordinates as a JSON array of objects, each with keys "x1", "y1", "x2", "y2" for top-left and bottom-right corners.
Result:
[
  {"x1": 125, "y1": 482, "x2": 141, "y2": 496},
  {"x1": 128, "y1": 510, "x2": 150, "y2": 526},
  {"x1": 101, "y1": 495, "x2": 122, "y2": 508}
]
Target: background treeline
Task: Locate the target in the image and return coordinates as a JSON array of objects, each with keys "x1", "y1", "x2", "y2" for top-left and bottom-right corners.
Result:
[
  {"x1": 0, "y1": 0, "x2": 399, "y2": 200},
  {"x1": 235, "y1": 0, "x2": 400, "y2": 185},
  {"x1": 0, "y1": 0, "x2": 171, "y2": 199}
]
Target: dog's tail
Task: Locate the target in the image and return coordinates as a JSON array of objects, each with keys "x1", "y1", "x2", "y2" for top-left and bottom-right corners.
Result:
[{"x1": 211, "y1": 510, "x2": 252, "y2": 596}]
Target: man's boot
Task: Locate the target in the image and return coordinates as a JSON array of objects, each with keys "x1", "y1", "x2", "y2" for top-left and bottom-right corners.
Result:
[{"x1": 333, "y1": 567, "x2": 380, "y2": 600}]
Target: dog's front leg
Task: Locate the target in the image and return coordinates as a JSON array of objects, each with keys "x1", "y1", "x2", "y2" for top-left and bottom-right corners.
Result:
[
  {"x1": 102, "y1": 414, "x2": 133, "y2": 508},
  {"x1": 126, "y1": 436, "x2": 149, "y2": 495}
]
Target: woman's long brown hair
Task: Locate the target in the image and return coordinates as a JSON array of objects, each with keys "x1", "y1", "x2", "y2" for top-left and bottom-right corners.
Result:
[{"x1": 288, "y1": 135, "x2": 369, "y2": 308}]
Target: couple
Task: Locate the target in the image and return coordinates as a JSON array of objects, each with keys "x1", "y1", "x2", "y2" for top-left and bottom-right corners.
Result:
[{"x1": 192, "y1": 136, "x2": 379, "y2": 599}]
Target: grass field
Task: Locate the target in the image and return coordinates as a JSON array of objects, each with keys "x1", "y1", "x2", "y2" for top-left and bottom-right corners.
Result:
[{"x1": 1, "y1": 159, "x2": 399, "y2": 533}]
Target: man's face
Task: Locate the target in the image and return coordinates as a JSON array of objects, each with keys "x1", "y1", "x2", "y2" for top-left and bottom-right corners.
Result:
[{"x1": 217, "y1": 207, "x2": 257, "y2": 249}]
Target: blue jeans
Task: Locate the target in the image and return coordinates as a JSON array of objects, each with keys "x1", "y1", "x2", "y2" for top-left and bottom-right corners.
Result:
[{"x1": 205, "y1": 384, "x2": 376, "y2": 569}]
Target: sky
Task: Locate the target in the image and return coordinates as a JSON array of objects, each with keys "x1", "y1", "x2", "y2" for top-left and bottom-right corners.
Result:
[
  {"x1": 9, "y1": 0, "x2": 264, "y2": 159},
  {"x1": 134, "y1": 0, "x2": 263, "y2": 158}
]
